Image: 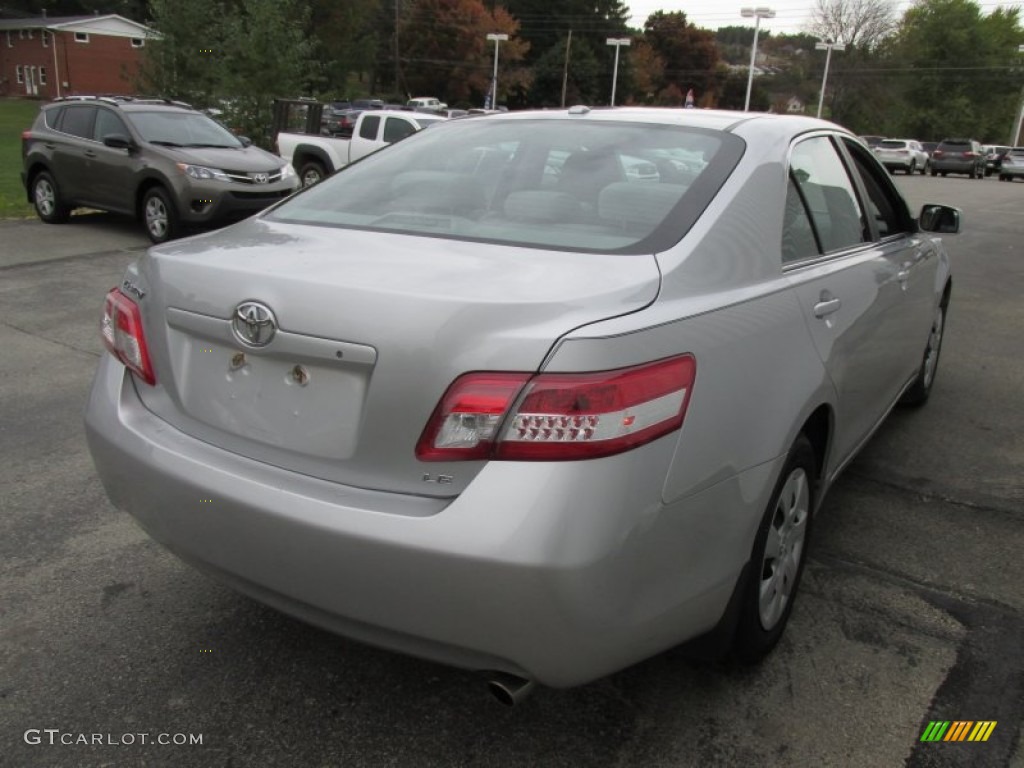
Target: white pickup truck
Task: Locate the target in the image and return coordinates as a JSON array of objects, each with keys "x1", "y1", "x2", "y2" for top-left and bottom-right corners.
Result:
[{"x1": 276, "y1": 110, "x2": 446, "y2": 187}]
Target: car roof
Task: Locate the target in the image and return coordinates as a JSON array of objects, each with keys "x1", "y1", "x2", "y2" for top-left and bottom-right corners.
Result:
[{"x1": 479, "y1": 106, "x2": 850, "y2": 137}]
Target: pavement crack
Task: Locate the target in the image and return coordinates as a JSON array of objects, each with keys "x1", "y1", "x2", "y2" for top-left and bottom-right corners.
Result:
[
  {"x1": 0, "y1": 319, "x2": 101, "y2": 359},
  {"x1": 844, "y1": 470, "x2": 1022, "y2": 519}
]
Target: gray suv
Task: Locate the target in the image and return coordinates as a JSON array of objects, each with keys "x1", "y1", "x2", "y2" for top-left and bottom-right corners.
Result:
[
  {"x1": 22, "y1": 97, "x2": 299, "y2": 243},
  {"x1": 929, "y1": 138, "x2": 986, "y2": 179}
]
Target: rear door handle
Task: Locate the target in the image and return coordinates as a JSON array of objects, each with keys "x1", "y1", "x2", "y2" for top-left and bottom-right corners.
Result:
[{"x1": 813, "y1": 297, "x2": 841, "y2": 318}]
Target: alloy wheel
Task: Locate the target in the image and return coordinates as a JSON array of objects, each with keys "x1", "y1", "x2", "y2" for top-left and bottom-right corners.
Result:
[
  {"x1": 759, "y1": 467, "x2": 810, "y2": 630},
  {"x1": 145, "y1": 196, "x2": 168, "y2": 240},
  {"x1": 34, "y1": 178, "x2": 55, "y2": 217}
]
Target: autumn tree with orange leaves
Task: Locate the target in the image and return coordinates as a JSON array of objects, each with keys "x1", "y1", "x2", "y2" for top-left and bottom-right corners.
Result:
[{"x1": 397, "y1": 0, "x2": 530, "y2": 106}]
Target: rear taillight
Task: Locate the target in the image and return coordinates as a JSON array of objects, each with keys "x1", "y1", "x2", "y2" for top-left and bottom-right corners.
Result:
[
  {"x1": 932, "y1": 150, "x2": 944, "y2": 157},
  {"x1": 963, "y1": 151, "x2": 978, "y2": 158},
  {"x1": 101, "y1": 288, "x2": 155, "y2": 385},
  {"x1": 416, "y1": 355, "x2": 696, "y2": 462}
]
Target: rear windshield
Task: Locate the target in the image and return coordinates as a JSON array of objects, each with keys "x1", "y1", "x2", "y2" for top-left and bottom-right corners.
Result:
[
  {"x1": 879, "y1": 140, "x2": 907, "y2": 148},
  {"x1": 267, "y1": 118, "x2": 743, "y2": 253},
  {"x1": 939, "y1": 140, "x2": 970, "y2": 148}
]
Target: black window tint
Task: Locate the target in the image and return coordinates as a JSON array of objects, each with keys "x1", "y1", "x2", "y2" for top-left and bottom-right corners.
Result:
[
  {"x1": 358, "y1": 115, "x2": 380, "y2": 140},
  {"x1": 94, "y1": 109, "x2": 128, "y2": 141},
  {"x1": 841, "y1": 137, "x2": 912, "y2": 239},
  {"x1": 42, "y1": 107, "x2": 63, "y2": 129},
  {"x1": 383, "y1": 117, "x2": 415, "y2": 144},
  {"x1": 59, "y1": 106, "x2": 96, "y2": 139},
  {"x1": 782, "y1": 176, "x2": 820, "y2": 263},
  {"x1": 790, "y1": 136, "x2": 867, "y2": 253}
]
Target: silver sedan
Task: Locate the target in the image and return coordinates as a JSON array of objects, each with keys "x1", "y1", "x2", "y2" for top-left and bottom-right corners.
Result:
[{"x1": 85, "y1": 107, "x2": 959, "y2": 700}]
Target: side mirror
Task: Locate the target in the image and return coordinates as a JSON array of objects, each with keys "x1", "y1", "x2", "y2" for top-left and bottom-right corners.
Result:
[
  {"x1": 102, "y1": 133, "x2": 134, "y2": 150},
  {"x1": 918, "y1": 203, "x2": 961, "y2": 234},
  {"x1": 238, "y1": 136, "x2": 253, "y2": 147}
]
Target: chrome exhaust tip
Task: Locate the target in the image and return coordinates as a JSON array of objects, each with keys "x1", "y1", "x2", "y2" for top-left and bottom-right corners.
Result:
[{"x1": 487, "y1": 672, "x2": 536, "y2": 706}]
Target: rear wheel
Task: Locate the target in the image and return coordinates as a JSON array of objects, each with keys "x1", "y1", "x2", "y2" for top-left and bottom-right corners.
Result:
[
  {"x1": 31, "y1": 171, "x2": 71, "y2": 224},
  {"x1": 298, "y1": 160, "x2": 326, "y2": 187},
  {"x1": 733, "y1": 436, "x2": 816, "y2": 663},
  {"x1": 900, "y1": 298, "x2": 947, "y2": 406},
  {"x1": 930, "y1": 168, "x2": 937, "y2": 177},
  {"x1": 142, "y1": 186, "x2": 179, "y2": 244},
  {"x1": 907, "y1": 161, "x2": 916, "y2": 175}
]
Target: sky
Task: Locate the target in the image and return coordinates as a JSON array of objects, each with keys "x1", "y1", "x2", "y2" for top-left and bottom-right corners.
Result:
[{"x1": 623, "y1": 0, "x2": 1008, "y2": 35}]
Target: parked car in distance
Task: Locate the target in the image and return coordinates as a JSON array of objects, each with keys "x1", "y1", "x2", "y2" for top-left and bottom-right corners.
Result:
[
  {"x1": 859, "y1": 134, "x2": 885, "y2": 147},
  {"x1": 998, "y1": 147, "x2": 1024, "y2": 181},
  {"x1": 982, "y1": 145, "x2": 1011, "y2": 176},
  {"x1": 921, "y1": 141, "x2": 938, "y2": 156},
  {"x1": 930, "y1": 138, "x2": 986, "y2": 178},
  {"x1": 277, "y1": 108, "x2": 446, "y2": 186},
  {"x1": 407, "y1": 96, "x2": 448, "y2": 112},
  {"x1": 873, "y1": 138, "x2": 930, "y2": 174},
  {"x1": 22, "y1": 96, "x2": 298, "y2": 243},
  {"x1": 85, "y1": 107, "x2": 959, "y2": 698}
]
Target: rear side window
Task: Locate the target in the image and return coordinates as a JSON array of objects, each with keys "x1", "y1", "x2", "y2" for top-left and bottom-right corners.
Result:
[
  {"x1": 382, "y1": 117, "x2": 415, "y2": 144},
  {"x1": 789, "y1": 137, "x2": 866, "y2": 253},
  {"x1": 269, "y1": 119, "x2": 743, "y2": 254},
  {"x1": 359, "y1": 115, "x2": 380, "y2": 140},
  {"x1": 58, "y1": 106, "x2": 96, "y2": 139},
  {"x1": 879, "y1": 140, "x2": 907, "y2": 149}
]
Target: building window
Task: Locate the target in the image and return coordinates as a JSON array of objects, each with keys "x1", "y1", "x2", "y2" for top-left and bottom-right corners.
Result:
[
  {"x1": 74, "y1": 32, "x2": 89, "y2": 43},
  {"x1": 5, "y1": 31, "x2": 11, "y2": 47},
  {"x1": 16, "y1": 65, "x2": 23, "y2": 84},
  {"x1": 131, "y1": 38, "x2": 145, "y2": 48},
  {"x1": 19, "y1": 29, "x2": 26, "y2": 40},
  {"x1": 27, "y1": 29, "x2": 34, "y2": 40},
  {"x1": 42, "y1": 31, "x2": 49, "y2": 48},
  {"x1": 39, "y1": 66, "x2": 47, "y2": 85}
]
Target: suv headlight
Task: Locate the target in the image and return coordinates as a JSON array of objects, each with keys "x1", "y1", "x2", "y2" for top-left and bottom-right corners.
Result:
[
  {"x1": 177, "y1": 163, "x2": 230, "y2": 182},
  {"x1": 281, "y1": 163, "x2": 296, "y2": 180}
]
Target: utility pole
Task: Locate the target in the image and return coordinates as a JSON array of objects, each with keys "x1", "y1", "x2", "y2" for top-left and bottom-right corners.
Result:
[{"x1": 561, "y1": 30, "x2": 572, "y2": 109}]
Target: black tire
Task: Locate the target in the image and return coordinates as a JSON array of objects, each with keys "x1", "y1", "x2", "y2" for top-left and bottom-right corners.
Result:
[
  {"x1": 941, "y1": 172, "x2": 947, "y2": 177},
  {"x1": 733, "y1": 435, "x2": 816, "y2": 663},
  {"x1": 31, "y1": 170, "x2": 71, "y2": 224},
  {"x1": 920, "y1": 162, "x2": 929, "y2": 175},
  {"x1": 141, "y1": 186, "x2": 180, "y2": 244},
  {"x1": 1000, "y1": 175, "x2": 1010, "y2": 182},
  {"x1": 900, "y1": 296, "x2": 948, "y2": 406},
  {"x1": 298, "y1": 160, "x2": 326, "y2": 188},
  {"x1": 930, "y1": 168, "x2": 937, "y2": 177},
  {"x1": 907, "y1": 161, "x2": 916, "y2": 175}
]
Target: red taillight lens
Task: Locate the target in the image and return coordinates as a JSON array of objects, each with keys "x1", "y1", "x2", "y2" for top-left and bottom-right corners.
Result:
[
  {"x1": 416, "y1": 355, "x2": 696, "y2": 462},
  {"x1": 963, "y1": 151, "x2": 978, "y2": 158},
  {"x1": 932, "y1": 150, "x2": 944, "y2": 157},
  {"x1": 101, "y1": 288, "x2": 155, "y2": 385}
]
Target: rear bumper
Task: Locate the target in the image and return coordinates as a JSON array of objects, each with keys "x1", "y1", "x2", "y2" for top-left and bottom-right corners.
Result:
[
  {"x1": 84, "y1": 356, "x2": 779, "y2": 687},
  {"x1": 930, "y1": 160, "x2": 979, "y2": 175}
]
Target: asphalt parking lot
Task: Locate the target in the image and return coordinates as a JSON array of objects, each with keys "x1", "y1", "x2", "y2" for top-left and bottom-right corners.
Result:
[{"x1": 1, "y1": 176, "x2": 1022, "y2": 768}]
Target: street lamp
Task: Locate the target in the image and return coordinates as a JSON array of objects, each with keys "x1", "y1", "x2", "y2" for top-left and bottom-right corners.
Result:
[
  {"x1": 606, "y1": 37, "x2": 631, "y2": 107},
  {"x1": 486, "y1": 33, "x2": 508, "y2": 110},
  {"x1": 815, "y1": 39, "x2": 846, "y2": 119},
  {"x1": 741, "y1": 6, "x2": 775, "y2": 112}
]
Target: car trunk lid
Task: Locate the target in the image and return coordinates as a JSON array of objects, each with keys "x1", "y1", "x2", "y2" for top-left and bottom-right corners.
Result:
[{"x1": 128, "y1": 218, "x2": 661, "y2": 498}]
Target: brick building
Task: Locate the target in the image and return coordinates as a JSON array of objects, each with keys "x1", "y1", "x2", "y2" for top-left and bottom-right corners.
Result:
[{"x1": 0, "y1": 13, "x2": 155, "y2": 100}]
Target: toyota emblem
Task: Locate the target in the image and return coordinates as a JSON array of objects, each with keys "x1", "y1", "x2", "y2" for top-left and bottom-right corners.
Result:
[
  {"x1": 232, "y1": 301, "x2": 277, "y2": 347},
  {"x1": 252, "y1": 172, "x2": 269, "y2": 184}
]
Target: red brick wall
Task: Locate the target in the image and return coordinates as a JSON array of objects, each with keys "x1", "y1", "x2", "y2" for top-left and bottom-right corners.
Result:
[{"x1": 0, "y1": 28, "x2": 144, "y2": 99}]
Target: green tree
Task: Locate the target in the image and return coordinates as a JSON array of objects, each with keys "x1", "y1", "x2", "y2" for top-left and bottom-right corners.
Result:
[
  {"x1": 220, "y1": 0, "x2": 315, "y2": 145},
  {"x1": 886, "y1": 0, "x2": 1023, "y2": 141},
  {"x1": 139, "y1": 0, "x2": 228, "y2": 108}
]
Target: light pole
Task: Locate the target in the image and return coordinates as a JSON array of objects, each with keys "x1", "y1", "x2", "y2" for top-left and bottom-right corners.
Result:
[
  {"x1": 606, "y1": 37, "x2": 631, "y2": 107},
  {"x1": 486, "y1": 33, "x2": 508, "y2": 110},
  {"x1": 1011, "y1": 44, "x2": 1024, "y2": 146},
  {"x1": 815, "y1": 39, "x2": 846, "y2": 119},
  {"x1": 741, "y1": 6, "x2": 775, "y2": 112}
]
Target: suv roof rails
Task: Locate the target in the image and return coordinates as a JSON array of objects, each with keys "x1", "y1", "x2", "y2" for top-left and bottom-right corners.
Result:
[{"x1": 50, "y1": 95, "x2": 194, "y2": 109}]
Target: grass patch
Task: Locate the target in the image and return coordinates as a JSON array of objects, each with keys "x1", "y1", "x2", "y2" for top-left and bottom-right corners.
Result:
[{"x1": 0, "y1": 98, "x2": 41, "y2": 218}]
